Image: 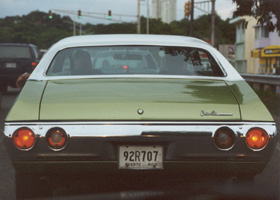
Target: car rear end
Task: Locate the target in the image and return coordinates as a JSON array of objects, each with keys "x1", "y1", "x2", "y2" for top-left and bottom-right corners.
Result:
[
  {"x1": 2, "y1": 35, "x2": 278, "y2": 196},
  {"x1": 3, "y1": 78, "x2": 277, "y2": 179}
]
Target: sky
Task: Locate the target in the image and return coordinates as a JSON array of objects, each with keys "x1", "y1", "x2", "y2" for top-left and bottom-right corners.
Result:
[{"x1": 0, "y1": 0, "x2": 237, "y2": 24}]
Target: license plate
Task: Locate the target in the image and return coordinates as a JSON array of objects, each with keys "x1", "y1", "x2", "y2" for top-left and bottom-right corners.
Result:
[
  {"x1": 119, "y1": 145, "x2": 163, "y2": 169},
  {"x1": 6, "y1": 63, "x2": 16, "y2": 68}
]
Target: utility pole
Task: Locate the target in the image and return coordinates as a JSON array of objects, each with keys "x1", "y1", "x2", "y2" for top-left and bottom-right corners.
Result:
[
  {"x1": 211, "y1": 0, "x2": 215, "y2": 46},
  {"x1": 166, "y1": 1, "x2": 169, "y2": 24},
  {"x1": 189, "y1": 0, "x2": 194, "y2": 36},
  {"x1": 147, "y1": 0, "x2": 149, "y2": 34},
  {"x1": 73, "y1": 21, "x2": 76, "y2": 36},
  {"x1": 137, "y1": 0, "x2": 141, "y2": 34}
]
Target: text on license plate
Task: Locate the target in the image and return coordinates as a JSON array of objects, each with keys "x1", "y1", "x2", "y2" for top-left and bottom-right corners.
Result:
[
  {"x1": 119, "y1": 146, "x2": 163, "y2": 169},
  {"x1": 6, "y1": 63, "x2": 16, "y2": 68}
]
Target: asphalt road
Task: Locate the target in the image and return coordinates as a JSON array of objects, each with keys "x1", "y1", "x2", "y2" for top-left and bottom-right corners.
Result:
[
  {"x1": 0, "y1": 88, "x2": 279, "y2": 200},
  {"x1": 0, "y1": 88, "x2": 18, "y2": 200}
]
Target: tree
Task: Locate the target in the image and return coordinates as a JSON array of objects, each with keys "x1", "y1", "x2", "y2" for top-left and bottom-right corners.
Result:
[
  {"x1": 0, "y1": 11, "x2": 236, "y2": 49},
  {"x1": 233, "y1": 0, "x2": 280, "y2": 31},
  {"x1": 0, "y1": 11, "x2": 73, "y2": 49}
]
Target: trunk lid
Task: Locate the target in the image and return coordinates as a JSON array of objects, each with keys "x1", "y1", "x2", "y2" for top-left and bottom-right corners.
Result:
[{"x1": 40, "y1": 78, "x2": 240, "y2": 121}]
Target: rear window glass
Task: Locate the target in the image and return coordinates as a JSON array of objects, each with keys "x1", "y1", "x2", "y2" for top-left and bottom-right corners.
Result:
[
  {"x1": 47, "y1": 46, "x2": 224, "y2": 77},
  {"x1": 0, "y1": 46, "x2": 32, "y2": 59}
]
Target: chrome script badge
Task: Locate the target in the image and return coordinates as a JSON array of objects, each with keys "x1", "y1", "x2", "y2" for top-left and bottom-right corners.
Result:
[{"x1": 200, "y1": 110, "x2": 233, "y2": 117}]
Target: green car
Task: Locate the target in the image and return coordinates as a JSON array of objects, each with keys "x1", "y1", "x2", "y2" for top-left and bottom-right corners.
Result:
[{"x1": 3, "y1": 35, "x2": 277, "y2": 194}]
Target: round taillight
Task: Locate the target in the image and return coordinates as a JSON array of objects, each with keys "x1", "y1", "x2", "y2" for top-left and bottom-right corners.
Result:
[
  {"x1": 214, "y1": 127, "x2": 235, "y2": 150},
  {"x1": 31, "y1": 61, "x2": 37, "y2": 67},
  {"x1": 246, "y1": 128, "x2": 269, "y2": 150},
  {"x1": 13, "y1": 127, "x2": 36, "y2": 150},
  {"x1": 46, "y1": 128, "x2": 67, "y2": 150}
]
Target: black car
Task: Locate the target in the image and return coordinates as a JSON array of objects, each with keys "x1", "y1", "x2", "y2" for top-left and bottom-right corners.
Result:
[{"x1": 0, "y1": 43, "x2": 40, "y2": 92}]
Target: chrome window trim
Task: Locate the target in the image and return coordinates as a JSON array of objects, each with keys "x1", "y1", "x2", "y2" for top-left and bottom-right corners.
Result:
[
  {"x1": 29, "y1": 74, "x2": 237, "y2": 82},
  {"x1": 44, "y1": 45, "x2": 226, "y2": 78},
  {"x1": 4, "y1": 121, "x2": 277, "y2": 138}
]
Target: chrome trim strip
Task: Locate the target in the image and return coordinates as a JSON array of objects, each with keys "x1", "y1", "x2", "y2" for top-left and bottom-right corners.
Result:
[
  {"x1": 4, "y1": 121, "x2": 276, "y2": 126},
  {"x1": 4, "y1": 121, "x2": 277, "y2": 138}
]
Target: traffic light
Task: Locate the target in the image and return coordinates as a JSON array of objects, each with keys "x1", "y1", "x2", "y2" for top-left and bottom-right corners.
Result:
[
  {"x1": 78, "y1": 10, "x2": 82, "y2": 19},
  {"x1": 185, "y1": 1, "x2": 191, "y2": 17},
  {"x1": 48, "y1": 10, "x2": 52, "y2": 19},
  {"x1": 108, "y1": 10, "x2": 112, "y2": 20}
]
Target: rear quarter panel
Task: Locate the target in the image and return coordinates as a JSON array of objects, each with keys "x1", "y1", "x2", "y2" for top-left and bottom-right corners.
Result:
[
  {"x1": 5, "y1": 80, "x2": 46, "y2": 121},
  {"x1": 226, "y1": 80, "x2": 274, "y2": 121}
]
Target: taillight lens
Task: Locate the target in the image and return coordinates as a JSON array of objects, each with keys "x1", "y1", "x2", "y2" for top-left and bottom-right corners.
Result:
[
  {"x1": 214, "y1": 127, "x2": 235, "y2": 150},
  {"x1": 13, "y1": 128, "x2": 36, "y2": 150},
  {"x1": 31, "y1": 61, "x2": 37, "y2": 67},
  {"x1": 46, "y1": 128, "x2": 67, "y2": 150},
  {"x1": 246, "y1": 128, "x2": 269, "y2": 150},
  {"x1": 31, "y1": 61, "x2": 37, "y2": 70}
]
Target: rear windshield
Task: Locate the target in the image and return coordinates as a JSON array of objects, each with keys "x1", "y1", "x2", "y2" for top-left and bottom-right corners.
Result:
[
  {"x1": 47, "y1": 46, "x2": 224, "y2": 77},
  {"x1": 0, "y1": 46, "x2": 32, "y2": 59}
]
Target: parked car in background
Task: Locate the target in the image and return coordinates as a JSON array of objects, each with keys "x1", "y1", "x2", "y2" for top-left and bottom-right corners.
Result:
[
  {"x1": 3, "y1": 35, "x2": 277, "y2": 197},
  {"x1": 0, "y1": 43, "x2": 40, "y2": 93}
]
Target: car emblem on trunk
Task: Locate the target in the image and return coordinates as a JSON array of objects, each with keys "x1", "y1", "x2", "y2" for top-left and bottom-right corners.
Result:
[{"x1": 200, "y1": 110, "x2": 233, "y2": 117}]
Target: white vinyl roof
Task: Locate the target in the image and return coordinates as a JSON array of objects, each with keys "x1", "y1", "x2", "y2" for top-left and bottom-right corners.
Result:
[
  {"x1": 52, "y1": 34, "x2": 211, "y2": 49},
  {"x1": 30, "y1": 34, "x2": 243, "y2": 81}
]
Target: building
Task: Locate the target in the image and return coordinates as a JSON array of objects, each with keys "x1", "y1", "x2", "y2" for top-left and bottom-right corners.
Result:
[
  {"x1": 230, "y1": 16, "x2": 257, "y2": 73},
  {"x1": 151, "y1": 0, "x2": 176, "y2": 24},
  {"x1": 218, "y1": 44, "x2": 235, "y2": 65},
  {"x1": 231, "y1": 15, "x2": 280, "y2": 74},
  {"x1": 251, "y1": 16, "x2": 280, "y2": 74}
]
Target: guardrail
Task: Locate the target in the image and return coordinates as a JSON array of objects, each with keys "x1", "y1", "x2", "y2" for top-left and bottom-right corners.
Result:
[{"x1": 241, "y1": 73, "x2": 280, "y2": 92}]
